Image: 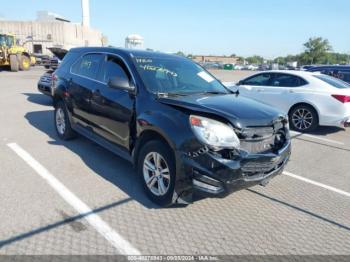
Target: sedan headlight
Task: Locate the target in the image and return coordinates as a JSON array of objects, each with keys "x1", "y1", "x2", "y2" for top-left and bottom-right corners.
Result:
[{"x1": 189, "y1": 115, "x2": 240, "y2": 149}]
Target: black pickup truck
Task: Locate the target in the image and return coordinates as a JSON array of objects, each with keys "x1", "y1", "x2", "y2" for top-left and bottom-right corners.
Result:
[{"x1": 52, "y1": 47, "x2": 291, "y2": 206}]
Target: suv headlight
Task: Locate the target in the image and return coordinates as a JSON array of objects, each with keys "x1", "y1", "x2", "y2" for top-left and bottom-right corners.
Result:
[{"x1": 189, "y1": 115, "x2": 240, "y2": 149}]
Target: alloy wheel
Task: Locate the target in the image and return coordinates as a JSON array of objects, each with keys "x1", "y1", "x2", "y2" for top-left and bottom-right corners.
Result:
[
  {"x1": 143, "y1": 152, "x2": 171, "y2": 196},
  {"x1": 56, "y1": 108, "x2": 66, "y2": 135},
  {"x1": 292, "y1": 108, "x2": 313, "y2": 130}
]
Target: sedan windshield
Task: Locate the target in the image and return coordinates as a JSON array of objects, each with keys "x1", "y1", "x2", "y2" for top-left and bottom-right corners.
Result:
[
  {"x1": 315, "y1": 74, "x2": 350, "y2": 89},
  {"x1": 133, "y1": 56, "x2": 229, "y2": 95}
]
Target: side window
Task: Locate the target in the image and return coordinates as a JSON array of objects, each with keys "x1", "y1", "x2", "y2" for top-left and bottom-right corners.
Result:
[
  {"x1": 71, "y1": 54, "x2": 103, "y2": 79},
  {"x1": 98, "y1": 55, "x2": 131, "y2": 83},
  {"x1": 271, "y1": 74, "x2": 307, "y2": 87},
  {"x1": 242, "y1": 74, "x2": 272, "y2": 86}
]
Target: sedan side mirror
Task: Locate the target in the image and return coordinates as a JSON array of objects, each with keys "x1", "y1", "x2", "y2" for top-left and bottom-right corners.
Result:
[
  {"x1": 108, "y1": 76, "x2": 135, "y2": 93},
  {"x1": 237, "y1": 80, "x2": 243, "y2": 86}
]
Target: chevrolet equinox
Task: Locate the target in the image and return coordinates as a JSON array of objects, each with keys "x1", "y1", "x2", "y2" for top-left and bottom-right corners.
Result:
[{"x1": 52, "y1": 47, "x2": 291, "y2": 206}]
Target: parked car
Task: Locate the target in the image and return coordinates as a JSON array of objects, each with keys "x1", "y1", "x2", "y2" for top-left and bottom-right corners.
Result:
[
  {"x1": 42, "y1": 47, "x2": 68, "y2": 70},
  {"x1": 307, "y1": 65, "x2": 350, "y2": 84},
  {"x1": 244, "y1": 64, "x2": 259, "y2": 71},
  {"x1": 235, "y1": 71, "x2": 350, "y2": 132},
  {"x1": 202, "y1": 62, "x2": 223, "y2": 70},
  {"x1": 233, "y1": 64, "x2": 244, "y2": 70},
  {"x1": 37, "y1": 48, "x2": 68, "y2": 97},
  {"x1": 37, "y1": 70, "x2": 54, "y2": 96},
  {"x1": 52, "y1": 47, "x2": 291, "y2": 206},
  {"x1": 42, "y1": 55, "x2": 51, "y2": 69}
]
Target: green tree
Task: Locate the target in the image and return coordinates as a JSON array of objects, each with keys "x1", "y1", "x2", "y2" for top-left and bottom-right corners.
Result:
[
  {"x1": 302, "y1": 37, "x2": 332, "y2": 64},
  {"x1": 245, "y1": 55, "x2": 264, "y2": 64},
  {"x1": 176, "y1": 51, "x2": 186, "y2": 57}
]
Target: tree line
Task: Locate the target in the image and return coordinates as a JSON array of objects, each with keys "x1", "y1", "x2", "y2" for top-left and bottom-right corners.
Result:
[
  {"x1": 273, "y1": 37, "x2": 350, "y2": 65},
  {"x1": 176, "y1": 37, "x2": 350, "y2": 66}
]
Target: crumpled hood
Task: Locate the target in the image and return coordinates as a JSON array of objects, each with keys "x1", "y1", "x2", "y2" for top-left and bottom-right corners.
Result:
[{"x1": 158, "y1": 94, "x2": 285, "y2": 128}]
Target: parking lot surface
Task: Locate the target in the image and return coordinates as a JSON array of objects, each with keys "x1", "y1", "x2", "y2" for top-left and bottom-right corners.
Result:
[{"x1": 0, "y1": 68, "x2": 349, "y2": 256}]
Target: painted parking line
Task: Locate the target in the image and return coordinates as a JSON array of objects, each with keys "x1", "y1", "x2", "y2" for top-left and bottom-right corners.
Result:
[
  {"x1": 290, "y1": 131, "x2": 344, "y2": 145},
  {"x1": 284, "y1": 171, "x2": 350, "y2": 198},
  {"x1": 7, "y1": 142, "x2": 141, "y2": 255}
]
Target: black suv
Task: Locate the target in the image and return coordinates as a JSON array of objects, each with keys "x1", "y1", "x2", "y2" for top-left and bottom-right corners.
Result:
[{"x1": 52, "y1": 47, "x2": 291, "y2": 206}]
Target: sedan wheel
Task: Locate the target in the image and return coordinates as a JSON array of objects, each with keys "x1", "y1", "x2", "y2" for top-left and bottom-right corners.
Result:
[{"x1": 289, "y1": 105, "x2": 318, "y2": 132}]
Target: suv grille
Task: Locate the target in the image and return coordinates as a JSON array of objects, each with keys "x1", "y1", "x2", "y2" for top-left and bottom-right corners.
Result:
[{"x1": 239, "y1": 121, "x2": 287, "y2": 154}]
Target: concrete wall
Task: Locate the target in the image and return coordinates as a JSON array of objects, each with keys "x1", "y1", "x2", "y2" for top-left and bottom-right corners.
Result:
[{"x1": 0, "y1": 20, "x2": 105, "y2": 55}]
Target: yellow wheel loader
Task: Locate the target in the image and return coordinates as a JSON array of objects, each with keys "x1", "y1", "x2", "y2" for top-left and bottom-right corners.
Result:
[{"x1": 0, "y1": 33, "x2": 35, "y2": 72}]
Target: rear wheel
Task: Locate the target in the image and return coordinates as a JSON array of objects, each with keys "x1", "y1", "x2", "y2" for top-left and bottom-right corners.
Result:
[
  {"x1": 289, "y1": 105, "x2": 318, "y2": 132},
  {"x1": 9, "y1": 55, "x2": 19, "y2": 72},
  {"x1": 19, "y1": 55, "x2": 30, "y2": 71},
  {"x1": 137, "y1": 140, "x2": 176, "y2": 206},
  {"x1": 54, "y1": 101, "x2": 76, "y2": 140}
]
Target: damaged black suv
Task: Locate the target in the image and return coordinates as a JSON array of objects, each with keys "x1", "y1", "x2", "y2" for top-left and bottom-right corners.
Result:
[{"x1": 52, "y1": 47, "x2": 291, "y2": 206}]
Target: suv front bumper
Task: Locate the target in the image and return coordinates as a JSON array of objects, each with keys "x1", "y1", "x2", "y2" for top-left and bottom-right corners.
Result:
[{"x1": 177, "y1": 140, "x2": 291, "y2": 200}]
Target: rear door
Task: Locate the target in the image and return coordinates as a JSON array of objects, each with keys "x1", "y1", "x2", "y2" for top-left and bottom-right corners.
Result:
[
  {"x1": 69, "y1": 53, "x2": 104, "y2": 127},
  {"x1": 90, "y1": 54, "x2": 135, "y2": 149}
]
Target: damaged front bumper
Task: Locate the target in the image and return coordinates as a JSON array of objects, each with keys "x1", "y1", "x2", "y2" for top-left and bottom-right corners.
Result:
[{"x1": 175, "y1": 140, "x2": 291, "y2": 203}]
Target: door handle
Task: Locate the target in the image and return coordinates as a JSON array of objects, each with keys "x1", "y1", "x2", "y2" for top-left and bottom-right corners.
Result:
[
  {"x1": 289, "y1": 90, "x2": 295, "y2": 93},
  {"x1": 257, "y1": 88, "x2": 264, "y2": 92}
]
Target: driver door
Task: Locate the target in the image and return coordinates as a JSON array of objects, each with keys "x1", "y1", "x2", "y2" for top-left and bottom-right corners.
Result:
[
  {"x1": 238, "y1": 73, "x2": 274, "y2": 103},
  {"x1": 90, "y1": 54, "x2": 135, "y2": 150}
]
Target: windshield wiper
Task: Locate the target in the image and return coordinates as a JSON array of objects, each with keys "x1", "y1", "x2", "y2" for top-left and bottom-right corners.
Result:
[{"x1": 156, "y1": 92, "x2": 188, "y2": 98}]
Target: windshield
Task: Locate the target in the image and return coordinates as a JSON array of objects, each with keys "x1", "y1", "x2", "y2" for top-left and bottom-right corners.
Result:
[
  {"x1": 133, "y1": 56, "x2": 229, "y2": 95},
  {"x1": 0, "y1": 35, "x2": 14, "y2": 47},
  {"x1": 315, "y1": 74, "x2": 350, "y2": 89}
]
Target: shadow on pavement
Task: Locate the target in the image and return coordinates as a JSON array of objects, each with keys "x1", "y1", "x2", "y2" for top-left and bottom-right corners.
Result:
[
  {"x1": 307, "y1": 126, "x2": 345, "y2": 135},
  {"x1": 25, "y1": 109, "x2": 160, "y2": 209},
  {"x1": 0, "y1": 198, "x2": 132, "y2": 249},
  {"x1": 23, "y1": 93, "x2": 53, "y2": 107}
]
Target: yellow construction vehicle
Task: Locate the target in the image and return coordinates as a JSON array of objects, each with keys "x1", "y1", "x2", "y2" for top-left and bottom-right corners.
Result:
[{"x1": 0, "y1": 33, "x2": 36, "y2": 72}]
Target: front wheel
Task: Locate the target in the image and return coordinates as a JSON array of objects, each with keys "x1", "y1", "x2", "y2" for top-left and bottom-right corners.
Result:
[
  {"x1": 289, "y1": 105, "x2": 318, "y2": 132},
  {"x1": 137, "y1": 140, "x2": 176, "y2": 206},
  {"x1": 19, "y1": 55, "x2": 31, "y2": 71},
  {"x1": 54, "y1": 101, "x2": 76, "y2": 140}
]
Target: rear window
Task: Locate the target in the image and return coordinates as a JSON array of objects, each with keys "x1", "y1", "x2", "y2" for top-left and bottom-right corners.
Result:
[
  {"x1": 314, "y1": 74, "x2": 350, "y2": 89},
  {"x1": 71, "y1": 54, "x2": 103, "y2": 79}
]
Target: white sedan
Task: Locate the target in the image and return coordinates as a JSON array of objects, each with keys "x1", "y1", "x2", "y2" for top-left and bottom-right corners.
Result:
[{"x1": 234, "y1": 70, "x2": 350, "y2": 132}]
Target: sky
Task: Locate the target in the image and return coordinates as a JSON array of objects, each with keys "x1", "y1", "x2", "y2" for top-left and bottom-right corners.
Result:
[{"x1": 0, "y1": 0, "x2": 349, "y2": 58}]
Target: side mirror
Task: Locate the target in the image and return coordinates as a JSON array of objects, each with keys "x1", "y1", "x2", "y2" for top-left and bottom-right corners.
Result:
[
  {"x1": 108, "y1": 76, "x2": 135, "y2": 93},
  {"x1": 237, "y1": 80, "x2": 243, "y2": 86}
]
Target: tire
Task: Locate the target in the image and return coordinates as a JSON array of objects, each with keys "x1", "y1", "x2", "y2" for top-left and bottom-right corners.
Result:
[
  {"x1": 19, "y1": 55, "x2": 30, "y2": 71},
  {"x1": 137, "y1": 140, "x2": 176, "y2": 206},
  {"x1": 9, "y1": 55, "x2": 19, "y2": 72},
  {"x1": 54, "y1": 101, "x2": 76, "y2": 140},
  {"x1": 289, "y1": 104, "x2": 318, "y2": 132}
]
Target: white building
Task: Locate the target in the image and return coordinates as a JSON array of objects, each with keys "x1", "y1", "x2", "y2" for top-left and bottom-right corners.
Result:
[{"x1": 0, "y1": 1, "x2": 107, "y2": 56}]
